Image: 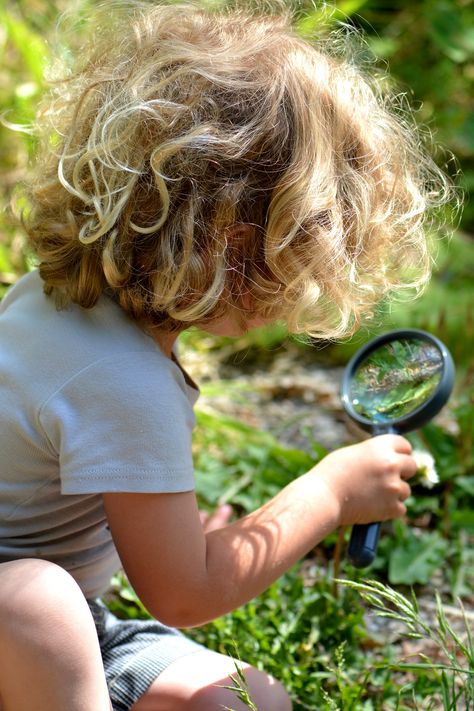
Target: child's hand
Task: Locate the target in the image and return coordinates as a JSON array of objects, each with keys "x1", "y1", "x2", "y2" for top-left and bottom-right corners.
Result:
[{"x1": 317, "y1": 434, "x2": 417, "y2": 527}]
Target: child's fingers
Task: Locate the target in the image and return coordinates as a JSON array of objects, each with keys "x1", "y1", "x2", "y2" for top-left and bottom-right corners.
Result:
[
  {"x1": 398, "y1": 480, "x2": 412, "y2": 501},
  {"x1": 199, "y1": 510, "x2": 209, "y2": 527},
  {"x1": 374, "y1": 433, "x2": 413, "y2": 454},
  {"x1": 399, "y1": 453, "x2": 419, "y2": 480},
  {"x1": 200, "y1": 504, "x2": 233, "y2": 532}
]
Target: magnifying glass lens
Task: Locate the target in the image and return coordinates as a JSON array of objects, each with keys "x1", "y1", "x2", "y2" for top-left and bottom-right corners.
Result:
[{"x1": 349, "y1": 338, "x2": 444, "y2": 424}]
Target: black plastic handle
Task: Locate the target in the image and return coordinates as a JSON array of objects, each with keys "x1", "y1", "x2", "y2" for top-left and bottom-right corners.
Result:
[{"x1": 347, "y1": 521, "x2": 381, "y2": 567}]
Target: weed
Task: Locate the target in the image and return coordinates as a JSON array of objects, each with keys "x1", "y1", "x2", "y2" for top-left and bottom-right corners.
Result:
[
  {"x1": 340, "y1": 579, "x2": 474, "y2": 709},
  {"x1": 220, "y1": 645, "x2": 259, "y2": 711}
]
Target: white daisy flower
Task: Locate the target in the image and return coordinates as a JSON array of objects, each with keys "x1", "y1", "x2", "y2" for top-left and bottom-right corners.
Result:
[{"x1": 412, "y1": 449, "x2": 439, "y2": 488}]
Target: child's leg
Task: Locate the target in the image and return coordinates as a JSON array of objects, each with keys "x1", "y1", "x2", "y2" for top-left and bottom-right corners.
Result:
[
  {"x1": 0, "y1": 559, "x2": 112, "y2": 711},
  {"x1": 130, "y1": 649, "x2": 292, "y2": 711}
]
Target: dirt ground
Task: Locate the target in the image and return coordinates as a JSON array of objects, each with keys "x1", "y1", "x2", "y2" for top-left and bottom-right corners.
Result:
[{"x1": 182, "y1": 342, "x2": 358, "y2": 452}]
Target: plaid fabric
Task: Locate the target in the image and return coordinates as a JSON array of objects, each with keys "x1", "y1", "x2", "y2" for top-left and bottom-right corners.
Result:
[{"x1": 88, "y1": 599, "x2": 204, "y2": 711}]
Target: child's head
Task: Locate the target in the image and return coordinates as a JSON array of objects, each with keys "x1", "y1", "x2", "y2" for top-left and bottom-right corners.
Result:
[{"x1": 24, "y1": 1, "x2": 452, "y2": 339}]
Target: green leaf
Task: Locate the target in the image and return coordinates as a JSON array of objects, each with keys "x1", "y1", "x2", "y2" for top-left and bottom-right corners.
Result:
[
  {"x1": 450, "y1": 509, "x2": 474, "y2": 534},
  {"x1": 454, "y1": 476, "x2": 474, "y2": 497},
  {"x1": 389, "y1": 530, "x2": 449, "y2": 585}
]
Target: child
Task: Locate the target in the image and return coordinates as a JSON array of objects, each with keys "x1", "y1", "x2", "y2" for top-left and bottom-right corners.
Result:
[{"x1": 0, "y1": 2, "x2": 452, "y2": 709}]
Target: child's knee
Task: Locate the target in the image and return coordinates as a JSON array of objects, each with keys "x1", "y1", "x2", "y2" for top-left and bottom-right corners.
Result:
[
  {"x1": 135, "y1": 651, "x2": 292, "y2": 711},
  {"x1": 0, "y1": 558, "x2": 79, "y2": 601},
  {"x1": 0, "y1": 559, "x2": 87, "y2": 631},
  {"x1": 0, "y1": 558, "x2": 101, "y2": 676},
  {"x1": 192, "y1": 666, "x2": 292, "y2": 711},
  {"x1": 228, "y1": 665, "x2": 292, "y2": 711},
  {"x1": 188, "y1": 662, "x2": 292, "y2": 711}
]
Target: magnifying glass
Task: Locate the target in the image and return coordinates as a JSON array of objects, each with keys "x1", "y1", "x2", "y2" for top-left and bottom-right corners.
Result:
[{"x1": 341, "y1": 328, "x2": 455, "y2": 568}]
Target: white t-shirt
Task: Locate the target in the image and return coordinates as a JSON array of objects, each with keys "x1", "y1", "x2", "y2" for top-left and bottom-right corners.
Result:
[{"x1": 0, "y1": 271, "x2": 199, "y2": 597}]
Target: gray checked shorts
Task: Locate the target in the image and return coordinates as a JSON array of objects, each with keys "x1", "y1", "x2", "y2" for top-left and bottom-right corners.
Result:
[{"x1": 88, "y1": 599, "x2": 205, "y2": 711}]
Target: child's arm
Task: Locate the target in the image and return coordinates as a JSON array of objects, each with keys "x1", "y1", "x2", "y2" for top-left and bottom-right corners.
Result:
[{"x1": 103, "y1": 434, "x2": 416, "y2": 628}]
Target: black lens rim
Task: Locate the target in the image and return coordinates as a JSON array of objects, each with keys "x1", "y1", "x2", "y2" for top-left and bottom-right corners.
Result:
[{"x1": 341, "y1": 329, "x2": 455, "y2": 434}]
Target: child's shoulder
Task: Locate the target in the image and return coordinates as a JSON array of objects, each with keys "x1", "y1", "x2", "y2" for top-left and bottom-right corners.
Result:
[{"x1": 0, "y1": 269, "x2": 174, "y2": 389}]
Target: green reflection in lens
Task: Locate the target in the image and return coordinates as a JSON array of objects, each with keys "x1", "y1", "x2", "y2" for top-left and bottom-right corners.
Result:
[{"x1": 349, "y1": 338, "x2": 443, "y2": 423}]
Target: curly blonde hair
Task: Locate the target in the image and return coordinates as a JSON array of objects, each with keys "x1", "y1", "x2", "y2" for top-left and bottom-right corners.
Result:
[{"x1": 23, "y1": 1, "x2": 453, "y2": 338}]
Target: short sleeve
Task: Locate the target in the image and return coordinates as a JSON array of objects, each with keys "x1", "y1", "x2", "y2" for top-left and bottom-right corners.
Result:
[{"x1": 39, "y1": 351, "x2": 197, "y2": 494}]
